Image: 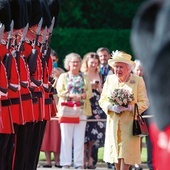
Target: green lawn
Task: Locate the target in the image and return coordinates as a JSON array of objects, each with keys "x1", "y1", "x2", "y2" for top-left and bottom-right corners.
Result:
[
  {"x1": 39, "y1": 138, "x2": 147, "y2": 163},
  {"x1": 97, "y1": 146, "x2": 147, "y2": 163}
]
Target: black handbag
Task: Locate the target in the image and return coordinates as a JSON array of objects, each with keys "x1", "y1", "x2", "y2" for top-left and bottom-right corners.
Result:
[{"x1": 132, "y1": 104, "x2": 149, "y2": 136}]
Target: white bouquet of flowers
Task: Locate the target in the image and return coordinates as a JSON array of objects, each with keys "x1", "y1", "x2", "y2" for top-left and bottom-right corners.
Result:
[{"x1": 108, "y1": 88, "x2": 134, "y2": 107}]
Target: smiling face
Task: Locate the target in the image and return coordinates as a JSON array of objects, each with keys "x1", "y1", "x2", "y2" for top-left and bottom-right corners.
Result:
[
  {"x1": 69, "y1": 57, "x2": 81, "y2": 72},
  {"x1": 113, "y1": 62, "x2": 130, "y2": 81},
  {"x1": 87, "y1": 58, "x2": 99, "y2": 71},
  {"x1": 97, "y1": 50, "x2": 110, "y2": 66}
]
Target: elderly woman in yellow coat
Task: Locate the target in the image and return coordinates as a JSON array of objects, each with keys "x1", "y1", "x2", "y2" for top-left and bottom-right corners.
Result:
[{"x1": 99, "y1": 50, "x2": 149, "y2": 170}]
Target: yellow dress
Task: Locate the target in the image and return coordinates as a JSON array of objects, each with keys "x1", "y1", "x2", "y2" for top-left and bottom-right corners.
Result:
[{"x1": 99, "y1": 73, "x2": 149, "y2": 165}]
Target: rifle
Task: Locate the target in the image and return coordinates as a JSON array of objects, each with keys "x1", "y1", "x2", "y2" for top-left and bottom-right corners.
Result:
[
  {"x1": 43, "y1": 17, "x2": 55, "y2": 66},
  {"x1": 33, "y1": 17, "x2": 43, "y2": 49},
  {"x1": 18, "y1": 24, "x2": 29, "y2": 52},
  {"x1": 0, "y1": 24, "x2": 8, "y2": 94},
  {"x1": 47, "y1": 17, "x2": 55, "y2": 46},
  {"x1": 40, "y1": 26, "x2": 47, "y2": 54},
  {"x1": 29, "y1": 18, "x2": 43, "y2": 87},
  {"x1": 6, "y1": 20, "x2": 14, "y2": 51},
  {"x1": 3, "y1": 20, "x2": 17, "y2": 91},
  {"x1": 14, "y1": 23, "x2": 29, "y2": 75},
  {"x1": 40, "y1": 27, "x2": 50, "y2": 92},
  {"x1": 0, "y1": 23, "x2": 4, "y2": 45}
]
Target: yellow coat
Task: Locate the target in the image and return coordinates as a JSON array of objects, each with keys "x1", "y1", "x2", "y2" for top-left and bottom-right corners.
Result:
[
  {"x1": 99, "y1": 74, "x2": 149, "y2": 165},
  {"x1": 56, "y1": 72, "x2": 92, "y2": 116}
]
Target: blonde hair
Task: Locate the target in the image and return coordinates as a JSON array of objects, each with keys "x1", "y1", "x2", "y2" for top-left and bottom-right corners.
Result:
[
  {"x1": 63, "y1": 53, "x2": 82, "y2": 70},
  {"x1": 81, "y1": 52, "x2": 100, "y2": 73},
  {"x1": 52, "y1": 67, "x2": 65, "y2": 79},
  {"x1": 55, "y1": 67, "x2": 65, "y2": 74}
]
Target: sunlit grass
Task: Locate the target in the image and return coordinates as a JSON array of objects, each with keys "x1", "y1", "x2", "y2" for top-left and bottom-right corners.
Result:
[
  {"x1": 39, "y1": 137, "x2": 147, "y2": 163},
  {"x1": 95, "y1": 146, "x2": 147, "y2": 163}
]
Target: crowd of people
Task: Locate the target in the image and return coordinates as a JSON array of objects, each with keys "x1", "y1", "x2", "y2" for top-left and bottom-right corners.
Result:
[
  {"x1": 0, "y1": 0, "x2": 156, "y2": 170},
  {"x1": 38, "y1": 48, "x2": 153, "y2": 170}
]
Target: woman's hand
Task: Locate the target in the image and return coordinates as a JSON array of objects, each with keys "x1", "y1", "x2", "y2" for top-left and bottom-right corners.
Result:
[
  {"x1": 91, "y1": 81, "x2": 102, "y2": 92},
  {"x1": 91, "y1": 83, "x2": 98, "y2": 89},
  {"x1": 109, "y1": 105, "x2": 132, "y2": 113},
  {"x1": 68, "y1": 94, "x2": 81, "y2": 102},
  {"x1": 68, "y1": 93, "x2": 86, "y2": 102}
]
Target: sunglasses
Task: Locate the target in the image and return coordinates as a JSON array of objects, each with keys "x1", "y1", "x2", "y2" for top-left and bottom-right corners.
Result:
[{"x1": 91, "y1": 54, "x2": 99, "y2": 58}]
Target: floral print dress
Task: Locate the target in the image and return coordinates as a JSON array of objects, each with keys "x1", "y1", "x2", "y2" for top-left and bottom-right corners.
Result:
[
  {"x1": 85, "y1": 89, "x2": 106, "y2": 146},
  {"x1": 67, "y1": 73, "x2": 84, "y2": 103}
]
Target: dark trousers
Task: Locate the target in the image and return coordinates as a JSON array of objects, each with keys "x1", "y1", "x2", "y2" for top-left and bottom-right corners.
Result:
[
  {"x1": 0, "y1": 134, "x2": 7, "y2": 167},
  {"x1": 23, "y1": 122, "x2": 35, "y2": 169},
  {"x1": 4, "y1": 134, "x2": 15, "y2": 170},
  {"x1": 91, "y1": 144, "x2": 115, "y2": 168},
  {"x1": 13, "y1": 124, "x2": 28, "y2": 170},
  {"x1": 1, "y1": 132, "x2": 15, "y2": 170},
  {"x1": 145, "y1": 118, "x2": 154, "y2": 170},
  {"x1": 0, "y1": 134, "x2": 11, "y2": 170},
  {"x1": 25, "y1": 120, "x2": 46, "y2": 170}
]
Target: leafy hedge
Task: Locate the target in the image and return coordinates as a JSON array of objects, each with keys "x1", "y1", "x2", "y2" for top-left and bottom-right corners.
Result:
[
  {"x1": 59, "y1": 0, "x2": 144, "y2": 29},
  {"x1": 50, "y1": 28, "x2": 134, "y2": 68}
]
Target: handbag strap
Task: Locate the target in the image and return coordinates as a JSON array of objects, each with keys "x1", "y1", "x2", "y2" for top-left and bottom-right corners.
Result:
[{"x1": 133, "y1": 103, "x2": 140, "y2": 119}]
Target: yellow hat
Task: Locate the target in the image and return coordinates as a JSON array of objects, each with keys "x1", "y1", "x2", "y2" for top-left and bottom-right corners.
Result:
[{"x1": 108, "y1": 50, "x2": 135, "y2": 69}]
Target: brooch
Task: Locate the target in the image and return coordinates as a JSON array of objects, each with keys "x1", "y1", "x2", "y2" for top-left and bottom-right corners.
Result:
[{"x1": 130, "y1": 80, "x2": 136, "y2": 84}]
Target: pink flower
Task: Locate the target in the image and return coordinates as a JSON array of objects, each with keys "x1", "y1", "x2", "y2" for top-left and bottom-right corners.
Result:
[{"x1": 108, "y1": 88, "x2": 134, "y2": 107}]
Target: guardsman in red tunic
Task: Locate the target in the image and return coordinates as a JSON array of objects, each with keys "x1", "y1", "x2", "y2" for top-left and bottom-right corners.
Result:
[
  {"x1": 40, "y1": 27, "x2": 52, "y2": 121},
  {"x1": 0, "y1": 24, "x2": 14, "y2": 170},
  {"x1": 0, "y1": 42, "x2": 14, "y2": 134},
  {"x1": 24, "y1": 0, "x2": 51, "y2": 169},
  {"x1": 0, "y1": 1, "x2": 17, "y2": 170},
  {"x1": 3, "y1": 24, "x2": 24, "y2": 170},
  {"x1": 6, "y1": 30, "x2": 24, "y2": 126},
  {"x1": 46, "y1": 0, "x2": 61, "y2": 118},
  {"x1": 9, "y1": 1, "x2": 36, "y2": 170},
  {"x1": 0, "y1": 40, "x2": 14, "y2": 170},
  {"x1": 0, "y1": 24, "x2": 14, "y2": 133}
]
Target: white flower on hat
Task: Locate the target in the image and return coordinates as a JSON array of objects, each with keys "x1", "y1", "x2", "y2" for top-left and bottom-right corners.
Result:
[
  {"x1": 108, "y1": 50, "x2": 135, "y2": 70},
  {"x1": 111, "y1": 50, "x2": 122, "y2": 58}
]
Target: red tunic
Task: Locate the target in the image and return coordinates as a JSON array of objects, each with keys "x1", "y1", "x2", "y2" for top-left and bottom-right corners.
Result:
[
  {"x1": 19, "y1": 53, "x2": 34, "y2": 122},
  {"x1": 7, "y1": 53, "x2": 24, "y2": 125},
  {"x1": 47, "y1": 56, "x2": 57, "y2": 117},
  {"x1": 45, "y1": 52, "x2": 57, "y2": 118},
  {"x1": 29, "y1": 46, "x2": 45, "y2": 121},
  {"x1": 41, "y1": 54, "x2": 51, "y2": 121},
  {"x1": 0, "y1": 60, "x2": 14, "y2": 134},
  {"x1": 150, "y1": 123, "x2": 170, "y2": 170}
]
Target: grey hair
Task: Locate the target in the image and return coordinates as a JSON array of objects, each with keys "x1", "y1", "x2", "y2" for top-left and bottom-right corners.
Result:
[
  {"x1": 63, "y1": 53, "x2": 82, "y2": 70},
  {"x1": 134, "y1": 59, "x2": 142, "y2": 67}
]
